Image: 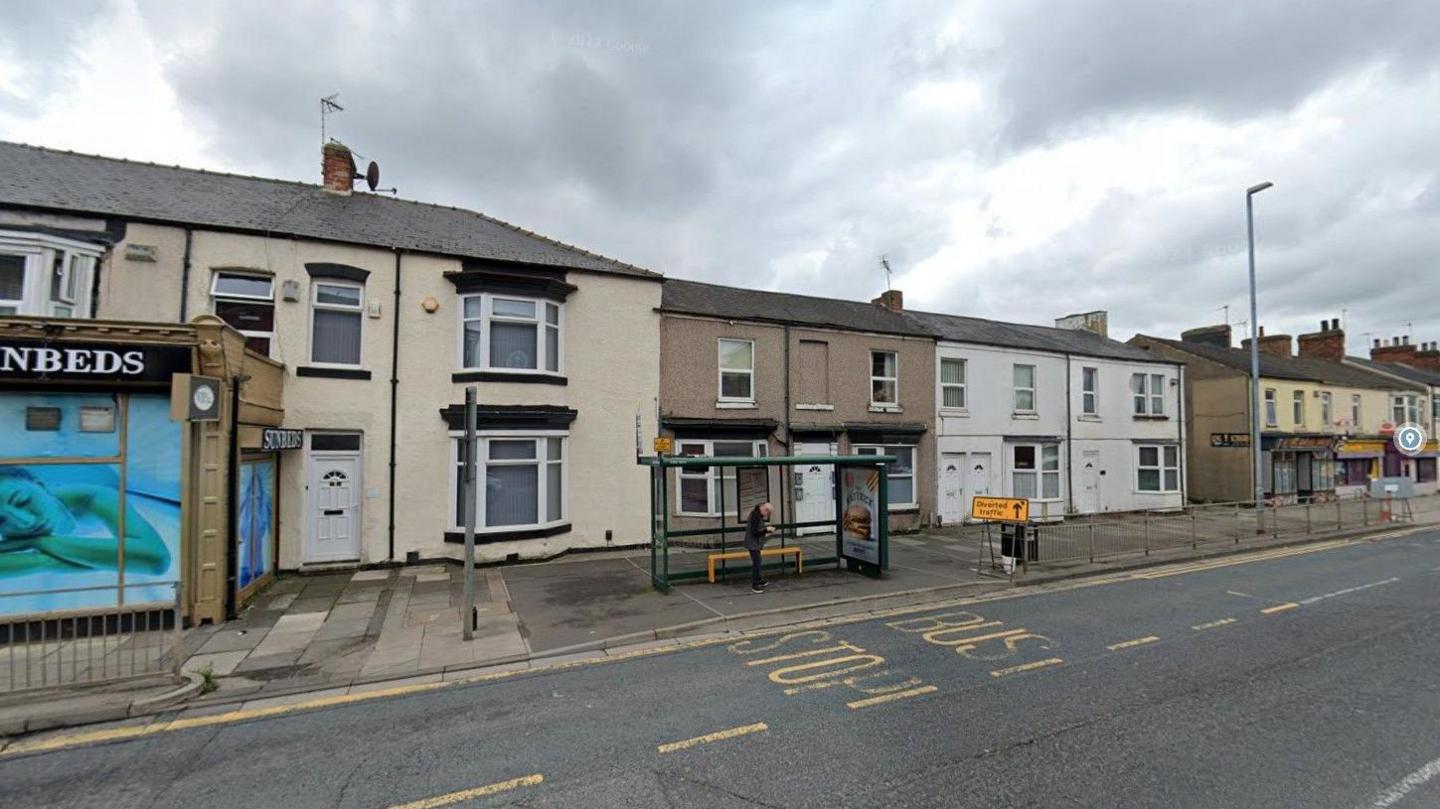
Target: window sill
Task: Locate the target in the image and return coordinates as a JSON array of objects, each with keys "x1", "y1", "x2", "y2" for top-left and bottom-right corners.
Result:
[
  {"x1": 1133, "y1": 490, "x2": 1182, "y2": 496},
  {"x1": 1012, "y1": 412, "x2": 1040, "y2": 420},
  {"x1": 868, "y1": 404, "x2": 902, "y2": 414},
  {"x1": 716, "y1": 401, "x2": 758, "y2": 410},
  {"x1": 452, "y1": 370, "x2": 567, "y2": 385},
  {"x1": 296, "y1": 366, "x2": 372, "y2": 380},
  {"x1": 795, "y1": 403, "x2": 835, "y2": 411},
  {"x1": 939, "y1": 408, "x2": 970, "y2": 417},
  {"x1": 1077, "y1": 414, "x2": 1101, "y2": 422},
  {"x1": 444, "y1": 522, "x2": 571, "y2": 543},
  {"x1": 1133, "y1": 414, "x2": 1170, "y2": 421},
  {"x1": 888, "y1": 505, "x2": 920, "y2": 513}
]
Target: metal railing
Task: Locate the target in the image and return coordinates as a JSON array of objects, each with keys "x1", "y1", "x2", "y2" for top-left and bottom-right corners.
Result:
[
  {"x1": 982, "y1": 496, "x2": 1410, "y2": 573},
  {"x1": 0, "y1": 582, "x2": 182, "y2": 695}
]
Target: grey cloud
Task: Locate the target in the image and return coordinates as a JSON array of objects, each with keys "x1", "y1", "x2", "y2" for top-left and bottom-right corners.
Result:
[{"x1": 0, "y1": 0, "x2": 113, "y2": 113}]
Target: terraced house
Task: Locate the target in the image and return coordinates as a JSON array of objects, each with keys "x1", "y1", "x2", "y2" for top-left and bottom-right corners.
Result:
[
  {"x1": 1130, "y1": 321, "x2": 1433, "y2": 503},
  {"x1": 0, "y1": 140, "x2": 661, "y2": 590}
]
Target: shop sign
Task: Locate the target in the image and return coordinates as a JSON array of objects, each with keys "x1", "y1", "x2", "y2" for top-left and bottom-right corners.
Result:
[
  {"x1": 260, "y1": 428, "x2": 305, "y2": 451},
  {"x1": 0, "y1": 341, "x2": 190, "y2": 383},
  {"x1": 1210, "y1": 433, "x2": 1251, "y2": 448},
  {"x1": 1270, "y1": 436, "x2": 1337, "y2": 451}
]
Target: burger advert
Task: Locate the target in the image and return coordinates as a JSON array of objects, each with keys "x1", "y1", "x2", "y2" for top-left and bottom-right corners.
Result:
[{"x1": 840, "y1": 467, "x2": 880, "y2": 565}]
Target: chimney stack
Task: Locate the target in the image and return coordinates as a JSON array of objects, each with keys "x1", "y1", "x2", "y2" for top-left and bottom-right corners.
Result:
[
  {"x1": 1297, "y1": 316, "x2": 1346, "y2": 362},
  {"x1": 871, "y1": 289, "x2": 904, "y2": 313},
  {"x1": 1409, "y1": 340, "x2": 1440, "y2": 372},
  {"x1": 322, "y1": 141, "x2": 357, "y2": 195},
  {"x1": 1054, "y1": 311, "x2": 1109, "y2": 338},
  {"x1": 1371, "y1": 337, "x2": 1418, "y2": 366},
  {"x1": 1180, "y1": 324, "x2": 1232, "y2": 348},
  {"x1": 1241, "y1": 328, "x2": 1293, "y2": 358}
]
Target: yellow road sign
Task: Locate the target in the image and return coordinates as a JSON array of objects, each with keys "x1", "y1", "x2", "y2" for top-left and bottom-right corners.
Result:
[
  {"x1": 653, "y1": 436, "x2": 674, "y2": 454},
  {"x1": 971, "y1": 495, "x2": 1029, "y2": 523}
]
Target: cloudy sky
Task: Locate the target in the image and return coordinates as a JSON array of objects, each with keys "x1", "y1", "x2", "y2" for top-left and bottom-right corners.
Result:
[{"x1": 2, "y1": 0, "x2": 1437, "y2": 352}]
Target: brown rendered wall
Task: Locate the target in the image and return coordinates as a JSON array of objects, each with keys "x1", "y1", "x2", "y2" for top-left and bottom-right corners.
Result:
[{"x1": 660, "y1": 312, "x2": 935, "y2": 532}]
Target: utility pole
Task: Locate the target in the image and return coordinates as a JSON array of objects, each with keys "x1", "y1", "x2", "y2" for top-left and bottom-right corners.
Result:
[{"x1": 1246, "y1": 181, "x2": 1273, "y2": 533}]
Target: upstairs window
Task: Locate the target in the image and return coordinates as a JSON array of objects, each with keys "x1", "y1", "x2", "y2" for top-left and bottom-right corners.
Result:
[
  {"x1": 1132, "y1": 373, "x2": 1166, "y2": 416},
  {"x1": 1264, "y1": 388, "x2": 1278, "y2": 427},
  {"x1": 717, "y1": 338, "x2": 755, "y2": 402},
  {"x1": 871, "y1": 351, "x2": 898, "y2": 406},
  {"x1": 310, "y1": 282, "x2": 363, "y2": 366},
  {"x1": 1292, "y1": 390, "x2": 1305, "y2": 426},
  {"x1": 48, "y1": 252, "x2": 81, "y2": 318},
  {"x1": 1081, "y1": 366, "x2": 1098, "y2": 415},
  {"x1": 460, "y1": 294, "x2": 563, "y2": 374},
  {"x1": 1393, "y1": 394, "x2": 1420, "y2": 425},
  {"x1": 1351, "y1": 394, "x2": 1362, "y2": 428},
  {"x1": 1320, "y1": 392, "x2": 1332, "y2": 427},
  {"x1": 211, "y1": 272, "x2": 275, "y2": 356},
  {"x1": 1013, "y1": 364, "x2": 1036, "y2": 412},
  {"x1": 940, "y1": 358, "x2": 966, "y2": 409},
  {"x1": 0, "y1": 254, "x2": 24, "y2": 315},
  {"x1": 0, "y1": 233, "x2": 99, "y2": 318}
]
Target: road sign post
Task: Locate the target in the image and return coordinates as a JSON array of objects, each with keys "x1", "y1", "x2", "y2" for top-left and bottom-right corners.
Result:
[{"x1": 461, "y1": 386, "x2": 477, "y2": 641}]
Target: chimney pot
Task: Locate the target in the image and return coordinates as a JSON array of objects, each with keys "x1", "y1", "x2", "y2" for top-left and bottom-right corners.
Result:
[{"x1": 1374, "y1": 338, "x2": 1381, "y2": 348}]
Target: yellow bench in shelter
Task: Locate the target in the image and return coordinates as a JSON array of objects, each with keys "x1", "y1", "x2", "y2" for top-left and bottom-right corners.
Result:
[{"x1": 707, "y1": 546, "x2": 803, "y2": 583}]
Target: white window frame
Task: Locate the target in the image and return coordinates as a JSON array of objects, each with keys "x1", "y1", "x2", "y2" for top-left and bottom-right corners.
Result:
[
  {"x1": 0, "y1": 231, "x2": 101, "y2": 319},
  {"x1": 1011, "y1": 443, "x2": 1060, "y2": 501},
  {"x1": 1351, "y1": 394, "x2": 1362, "y2": 428},
  {"x1": 1265, "y1": 388, "x2": 1278, "y2": 427},
  {"x1": 1136, "y1": 444, "x2": 1180, "y2": 493},
  {"x1": 940, "y1": 357, "x2": 966, "y2": 411},
  {"x1": 1392, "y1": 393, "x2": 1420, "y2": 425},
  {"x1": 1132, "y1": 372, "x2": 1166, "y2": 416},
  {"x1": 447, "y1": 431, "x2": 568, "y2": 533},
  {"x1": 1013, "y1": 364, "x2": 1036, "y2": 413},
  {"x1": 1081, "y1": 366, "x2": 1098, "y2": 416},
  {"x1": 717, "y1": 338, "x2": 755, "y2": 403},
  {"x1": 1292, "y1": 390, "x2": 1305, "y2": 427},
  {"x1": 673, "y1": 439, "x2": 768, "y2": 516},
  {"x1": 458, "y1": 293, "x2": 564, "y2": 376},
  {"x1": 210, "y1": 271, "x2": 276, "y2": 356},
  {"x1": 308, "y1": 281, "x2": 364, "y2": 367},
  {"x1": 854, "y1": 444, "x2": 918, "y2": 509},
  {"x1": 870, "y1": 351, "x2": 899, "y2": 407},
  {"x1": 1319, "y1": 391, "x2": 1332, "y2": 428}
]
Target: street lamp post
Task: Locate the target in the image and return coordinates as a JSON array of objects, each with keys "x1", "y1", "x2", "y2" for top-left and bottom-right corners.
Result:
[{"x1": 1247, "y1": 181, "x2": 1273, "y2": 532}]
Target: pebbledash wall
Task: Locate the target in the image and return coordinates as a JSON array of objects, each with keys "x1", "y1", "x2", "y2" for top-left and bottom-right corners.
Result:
[{"x1": 98, "y1": 225, "x2": 660, "y2": 568}]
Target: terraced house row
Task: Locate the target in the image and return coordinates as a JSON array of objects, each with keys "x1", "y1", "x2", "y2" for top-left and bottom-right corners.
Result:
[{"x1": 0, "y1": 139, "x2": 1431, "y2": 628}]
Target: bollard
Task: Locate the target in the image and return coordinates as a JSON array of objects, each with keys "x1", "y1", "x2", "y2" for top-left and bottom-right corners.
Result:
[{"x1": 1305, "y1": 503, "x2": 1311, "y2": 534}]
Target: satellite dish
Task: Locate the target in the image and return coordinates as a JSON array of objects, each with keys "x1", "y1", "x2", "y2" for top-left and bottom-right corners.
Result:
[{"x1": 365, "y1": 161, "x2": 380, "y2": 192}]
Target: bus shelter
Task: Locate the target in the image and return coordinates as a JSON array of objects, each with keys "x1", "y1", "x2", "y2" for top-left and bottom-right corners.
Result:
[{"x1": 640, "y1": 453, "x2": 894, "y2": 592}]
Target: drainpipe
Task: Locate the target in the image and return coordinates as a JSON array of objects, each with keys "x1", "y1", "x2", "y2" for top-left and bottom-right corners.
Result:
[
  {"x1": 224, "y1": 373, "x2": 245, "y2": 621},
  {"x1": 1065, "y1": 354, "x2": 1075, "y2": 514},
  {"x1": 387, "y1": 248, "x2": 402, "y2": 562},
  {"x1": 781, "y1": 323, "x2": 792, "y2": 538},
  {"x1": 179, "y1": 227, "x2": 194, "y2": 322},
  {"x1": 1177, "y1": 364, "x2": 1187, "y2": 504}
]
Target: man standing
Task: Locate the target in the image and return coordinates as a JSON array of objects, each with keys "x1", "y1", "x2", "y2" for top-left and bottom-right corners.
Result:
[{"x1": 743, "y1": 501, "x2": 776, "y2": 593}]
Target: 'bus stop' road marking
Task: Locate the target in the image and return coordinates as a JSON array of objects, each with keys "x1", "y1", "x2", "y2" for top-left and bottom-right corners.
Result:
[
  {"x1": 847, "y1": 685, "x2": 939, "y2": 710},
  {"x1": 657, "y1": 722, "x2": 769, "y2": 753},
  {"x1": 1192, "y1": 618, "x2": 1237, "y2": 631},
  {"x1": 387, "y1": 774, "x2": 544, "y2": 809},
  {"x1": 1261, "y1": 602, "x2": 1299, "y2": 614},
  {"x1": 1106, "y1": 635, "x2": 1159, "y2": 651},
  {"x1": 990, "y1": 658, "x2": 1064, "y2": 678}
]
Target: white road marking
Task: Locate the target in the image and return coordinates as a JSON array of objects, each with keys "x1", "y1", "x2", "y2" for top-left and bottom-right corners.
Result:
[
  {"x1": 1298, "y1": 578, "x2": 1401, "y2": 605},
  {"x1": 1365, "y1": 754, "x2": 1440, "y2": 808}
]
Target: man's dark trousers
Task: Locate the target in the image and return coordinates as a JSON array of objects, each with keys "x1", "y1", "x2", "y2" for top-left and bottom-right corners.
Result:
[{"x1": 749, "y1": 549, "x2": 763, "y2": 588}]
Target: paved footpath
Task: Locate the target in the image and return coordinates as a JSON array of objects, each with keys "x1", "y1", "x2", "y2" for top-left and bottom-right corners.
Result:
[{"x1": 3, "y1": 524, "x2": 1439, "y2": 808}]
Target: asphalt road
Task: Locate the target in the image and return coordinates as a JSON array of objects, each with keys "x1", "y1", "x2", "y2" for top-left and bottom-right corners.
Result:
[{"x1": 5, "y1": 528, "x2": 1440, "y2": 809}]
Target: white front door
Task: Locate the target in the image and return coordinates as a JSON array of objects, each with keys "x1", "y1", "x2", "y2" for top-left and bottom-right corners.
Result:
[
  {"x1": 795, "y1": 441, "x2": 836, "y2": 534},
  {"x1": 940, "y1": 453, "x2": 965, "y2": 524},
  {"x1": 306, "y1": 445, "x2": 361, "y2": 563},
  {"x1": 966, "y1": 452, "x2": 991, "y2": 522},
  {"x1": 1080, "y1": 450, "x2": 1101, "y2": 513}
]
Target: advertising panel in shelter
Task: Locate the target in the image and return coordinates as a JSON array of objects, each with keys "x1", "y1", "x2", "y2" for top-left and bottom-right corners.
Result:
[
  {"x1": 840, "y1": 466, "x2": 880, "y2": 565},
  {"x1": 0, "y1": 393, "x2": 181, "y2": 617}
]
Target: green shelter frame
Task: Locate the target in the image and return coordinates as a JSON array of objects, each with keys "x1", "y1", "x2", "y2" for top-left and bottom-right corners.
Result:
[{"x1": 640, "y1": 453, "x2": 893, "y2": 592}]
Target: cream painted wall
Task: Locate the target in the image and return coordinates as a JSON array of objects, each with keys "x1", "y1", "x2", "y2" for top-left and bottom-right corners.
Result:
[
  {"x1": 95, "y1": 221, "x2": 662, "y2": 566},
  {"x1": 1256, "y1": 379, "x2": 1391, "y2": 434}
]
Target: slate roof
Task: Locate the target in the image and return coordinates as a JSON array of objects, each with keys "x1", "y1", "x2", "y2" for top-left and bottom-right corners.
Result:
[
  {"x1": 1347, "y1": 356, "x2": 1440, "y2": 387},
  {"x1": 660, "y1": 279, "x2": 932, "y2": 337},
  {"x1": 0, "y1": 141, "x2": 658, "y2": 278},
  {"x1": 1136, "y1": 336, "x2": 1425, "y2": 390},
  {"x1": 908, "y1": 310, "x2": 1169, "y2": 363}
]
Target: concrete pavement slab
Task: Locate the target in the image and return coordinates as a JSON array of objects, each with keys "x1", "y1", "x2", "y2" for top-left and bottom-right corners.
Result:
[
  {"x1": 194, "y1": 630, "x2": 266, "y2": 655},
  {"x1": 325, "y1": 603, "x2": 378, "y2": 623},
  {"x1": 350, "y1": 569, "x2": 392, "y2": 582},
  {"x1": 271, "y1": 612, "x2": 327, "y2": 633},
  {"x1": 182, "y1": 651, "x2": 249, "y2": 676}
]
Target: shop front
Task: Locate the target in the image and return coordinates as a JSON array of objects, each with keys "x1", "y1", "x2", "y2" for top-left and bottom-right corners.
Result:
[{"x1": 1262, "y1": 434, "x2": 1338, "y2": 503}]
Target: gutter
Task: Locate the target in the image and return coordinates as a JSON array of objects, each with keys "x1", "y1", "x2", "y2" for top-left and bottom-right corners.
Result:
[{"x1": 387, "y1": 248, "x2": 402, "y2": 562}]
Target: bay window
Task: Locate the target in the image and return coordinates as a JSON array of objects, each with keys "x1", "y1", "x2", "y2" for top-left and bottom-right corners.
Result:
[
  {"x1": 310, "y1": 282, "x2": 363, "y2": 366},
  {"x1": 460, "y1": 294, "x2": 563, "y2": 375},
  {"x1": 1136, "y1": 444, "x2": 1180, "y2": 493},
  {"x1": 1012, "y1": 444, "x2": 1060, "y2": 500},
  {"x1": 0, "y1": 232, "x2": 100, "y2": 318},
  {"x1": 450, "y1": 434, "x2": 567, "y2": 531},
  {"x1": 675, "y1": 439, "x2": 767, "y2": 516},
  {"x1": 855, "y1": 444, "x2": 917, "y2": 508}
]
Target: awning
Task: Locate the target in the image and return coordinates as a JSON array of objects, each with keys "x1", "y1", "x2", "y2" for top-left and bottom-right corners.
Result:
[{"x1": 1336, "y1": 439, "x2": 1387, "y2": 459}]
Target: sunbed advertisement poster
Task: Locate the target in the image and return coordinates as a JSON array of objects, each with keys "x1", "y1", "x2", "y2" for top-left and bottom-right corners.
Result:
[
  {"x1": 237, "y1": 458, "x2": 276, "y2": 593},
  {"x1": 0, "y1": 394, "x2": 181, "y2": 617},
  {"x1": 840, "y1": 467, "x2": 879, "y2": 565}
]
